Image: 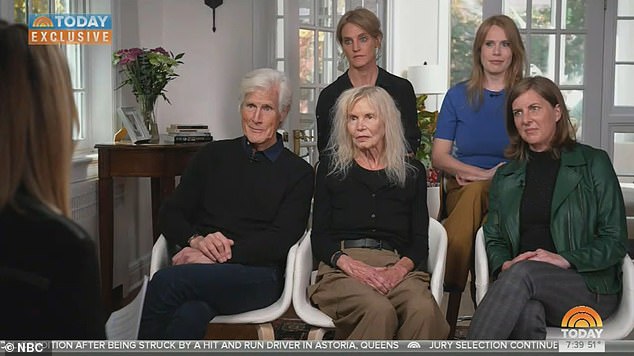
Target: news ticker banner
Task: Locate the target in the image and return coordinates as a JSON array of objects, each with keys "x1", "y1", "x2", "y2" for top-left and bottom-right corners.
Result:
[{"x1": 3, "y1": 340, "x2": 634, "y2": 354}]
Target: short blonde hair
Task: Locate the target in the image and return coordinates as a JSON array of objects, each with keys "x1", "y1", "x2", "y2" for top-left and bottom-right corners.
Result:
[
  {"x1": 336, "y1": 7, "x2": 383, "y2": 47},
  {"x1": 0, "y1": 22, "x2": 78, "y2": 216},
  {"x1": 326, "y1": 86, "x2": 412, "y2": 186}
]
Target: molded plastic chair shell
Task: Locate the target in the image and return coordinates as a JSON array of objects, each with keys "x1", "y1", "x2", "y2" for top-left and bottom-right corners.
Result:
[
  {"x1": 149, "y1": 233, "x2": 302, "y2": 340},
  {"x1": 292, "y1": 217, "x2": 448, "y2": 339}
]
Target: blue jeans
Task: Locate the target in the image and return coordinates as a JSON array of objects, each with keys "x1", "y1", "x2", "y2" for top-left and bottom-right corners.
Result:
[{"x1": 139, "y1": 263, "x2": 282, "y2": 339}]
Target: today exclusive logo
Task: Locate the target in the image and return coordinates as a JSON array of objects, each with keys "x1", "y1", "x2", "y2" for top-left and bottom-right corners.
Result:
[
  {"x1": 560, "y1": 306, "x2": 604, "y2": 338},
  {"x1": 28, "y1": 14, "x2": 111, "y2": 45}
]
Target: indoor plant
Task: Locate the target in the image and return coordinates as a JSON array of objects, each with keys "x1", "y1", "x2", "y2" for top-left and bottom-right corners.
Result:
[
  {"x1": 113, "y1": 47, "x2": 184, "y2": 142},
  {"x1": 415, "y1": 94, "x2": 440, "y2": 186}
]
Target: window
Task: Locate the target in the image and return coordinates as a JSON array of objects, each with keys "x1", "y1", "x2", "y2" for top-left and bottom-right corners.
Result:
[
  {"x1": 14, "y1": 0, "x2": 88, "y2": 142},
  {"x1": 12, "y1": 0, "x2": 113, "y2": 156}
]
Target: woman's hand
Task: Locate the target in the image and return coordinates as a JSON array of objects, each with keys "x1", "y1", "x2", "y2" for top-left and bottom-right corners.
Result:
[
  {"x1": 527, "y1": 249, "x2": 571, "y2": 269},
  {"x1": 501, "y1": 249, "x2": 571, "y2": 271},
  {"x1": 337, "y1": 255, "x2": 391, "y2": 294},
  {"x1": 172, "y1": 247, "x2": 215, "y2": 265},
  {"x1": 374, "y1": 264, "x2": 409, "y2": 291},
  {"x1": 454, "y1": 162, "x2": 505, "y2": 185},
  {"x1": 190, "y1": 232, "x2": 234, "y2": 263}
]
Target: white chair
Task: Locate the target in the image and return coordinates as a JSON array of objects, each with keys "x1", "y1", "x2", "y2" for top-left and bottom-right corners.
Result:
[
  {"x1": 474, "y1": 227, "x2": 634, "y2": 339},
  {"x1": 149, "y1": 234, "x2": 301, "y2": 340},
  {"x1": 292, "y1": 217, "x2": 448, "y2": 340}
]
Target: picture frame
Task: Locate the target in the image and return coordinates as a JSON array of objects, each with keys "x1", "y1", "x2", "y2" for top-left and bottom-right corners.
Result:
[{"x1": 117, "y1": 106, "x2": 151, "y2": 144}]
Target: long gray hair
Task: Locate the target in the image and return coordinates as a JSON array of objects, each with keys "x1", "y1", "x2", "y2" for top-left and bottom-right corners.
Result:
[{"x1": 325, "y1": 86, "x2": 413, "y2": 186}]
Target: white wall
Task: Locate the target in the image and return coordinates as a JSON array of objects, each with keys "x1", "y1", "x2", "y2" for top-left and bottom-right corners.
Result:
[{"x1": 387, "y1": 0, "x2": 449, "y2": 111}]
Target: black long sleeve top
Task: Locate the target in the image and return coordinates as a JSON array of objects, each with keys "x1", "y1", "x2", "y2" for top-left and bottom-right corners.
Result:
[
  {"x1": 311, "y1": 156, "x2": 430, "y2": 271},
  {"x1": 0, "y1": 192, "x2": 106, "y2": 340},
  {"x1": 158, "y1": 136, "x2": 315, "y2": 266},
  {"x1": 315, "y1": 67, "x2": 421, "y2": 156}
]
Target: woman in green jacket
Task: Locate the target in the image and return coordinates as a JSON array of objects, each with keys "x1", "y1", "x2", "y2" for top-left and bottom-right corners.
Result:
[{"x1": 467, "y1": 76, "x2": 628, "y2": 340}]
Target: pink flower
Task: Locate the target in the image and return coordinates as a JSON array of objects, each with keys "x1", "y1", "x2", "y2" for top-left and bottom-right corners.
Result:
[{"x1": 151, "y1": 47, "x2": 169, "y2": 56}]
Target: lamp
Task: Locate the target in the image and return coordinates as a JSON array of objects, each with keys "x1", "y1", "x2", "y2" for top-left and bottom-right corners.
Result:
[
  {"x1": 407, "y1": 62, "x2": 447, "y2": 175},
  {"x1": 407, "y1": 62, "x2": 446, "y2": 96}
]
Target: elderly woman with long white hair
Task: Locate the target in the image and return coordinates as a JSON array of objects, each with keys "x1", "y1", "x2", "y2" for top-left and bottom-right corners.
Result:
[{"x1": 309, "y1": 86, "x2": 449, "y2": 340}]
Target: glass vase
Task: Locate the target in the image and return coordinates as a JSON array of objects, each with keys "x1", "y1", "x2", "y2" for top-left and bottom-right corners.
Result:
[{"x1": 138, "y1": 94, "x2": 160, "y2": 143}]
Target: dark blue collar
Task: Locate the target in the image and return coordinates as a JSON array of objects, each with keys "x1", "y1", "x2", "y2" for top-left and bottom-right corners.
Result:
[{"x1": 242, "y1": 133, "x2": 284, "y2": 162}]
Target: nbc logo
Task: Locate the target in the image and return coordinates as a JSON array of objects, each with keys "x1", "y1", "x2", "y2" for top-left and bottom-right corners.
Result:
[
  {"x1": 31, "y1": 16, "x2": 54, "y2": 28},
  {"x1": 560, "y1": 306, "x2": 604, "y2": 338},
  {"x1": 406, "y1": 341, "x2": 421, "y2": 349}
]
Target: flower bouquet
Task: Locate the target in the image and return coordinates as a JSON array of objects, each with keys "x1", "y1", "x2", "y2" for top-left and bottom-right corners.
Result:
[{"x1": 113, "y1": 47, "x2": 184, "y2": 142}]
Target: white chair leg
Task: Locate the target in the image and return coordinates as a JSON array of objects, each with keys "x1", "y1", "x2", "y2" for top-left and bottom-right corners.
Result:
[
  {"x1": 307, "y1": 327, "x2": 327, "y2": 340},
  {"x1": 255, "y1": 323, "x2": 275, "y2": 340}
]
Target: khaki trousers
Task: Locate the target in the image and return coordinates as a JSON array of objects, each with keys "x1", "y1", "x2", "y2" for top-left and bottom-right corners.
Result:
[
  {"x1": 308, "y1": 248, "x2": 449, "y2": 340},
  {"x1": 443, "y1": 177, "x2": 491, "y2": 291}
]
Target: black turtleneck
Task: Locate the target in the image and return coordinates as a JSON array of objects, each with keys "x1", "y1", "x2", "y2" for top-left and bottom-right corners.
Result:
[{"x1": 519, "y1": 150, "x2": 560, "y2": 254}]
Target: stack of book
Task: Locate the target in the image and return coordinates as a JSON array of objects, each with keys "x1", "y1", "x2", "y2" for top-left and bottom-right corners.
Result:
[{"x1": 165, "y1": 124, "x2": 213, "y2": 143}]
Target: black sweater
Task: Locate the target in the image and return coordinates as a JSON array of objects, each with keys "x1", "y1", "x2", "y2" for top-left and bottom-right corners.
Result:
[
  {"x1": 316, "y1": 67, "x2": 421, "y2": 156},
  {"x1": 158, "y1": 137, "x2": 315, "y2": 266},
  {"x1": 0, "y1": 192, "x2": 105, "y2": 339},
  {"x1": 311, "y1": 157, "x2": 430, "y2": 271}
]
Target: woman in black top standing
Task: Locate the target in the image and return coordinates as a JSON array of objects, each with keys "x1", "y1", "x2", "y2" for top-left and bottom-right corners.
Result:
[{"x1": 316, "y1": 7, "x2": 420, "y2": 158}]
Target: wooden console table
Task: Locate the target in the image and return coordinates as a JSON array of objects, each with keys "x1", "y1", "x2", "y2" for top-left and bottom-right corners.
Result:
[{"x1": 95, "y1": 142, "x2": 206, "y2": 311}]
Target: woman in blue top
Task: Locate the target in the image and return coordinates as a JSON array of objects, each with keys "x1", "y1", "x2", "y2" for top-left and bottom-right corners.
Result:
[{"x1": 431, "y1": 14, "x2": 526, "y2": 336}]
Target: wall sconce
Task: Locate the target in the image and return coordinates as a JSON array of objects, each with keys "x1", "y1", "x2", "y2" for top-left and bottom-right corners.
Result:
[{"x1": 204, "y1": 0, "x2": 223, "y2": 32}]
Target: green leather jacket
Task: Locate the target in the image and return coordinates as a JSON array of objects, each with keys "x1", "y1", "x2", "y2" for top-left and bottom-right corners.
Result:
[{"x1": 484, "y1": 143, "x2": 627, "y2": 294}]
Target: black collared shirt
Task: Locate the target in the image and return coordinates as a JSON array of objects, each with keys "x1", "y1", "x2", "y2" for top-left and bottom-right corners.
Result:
[
  {"x1": 315, "y1": 67, "x2": 421, "y2": 156},
  {"x1": 241, "y1": 133, "x2": 284, "y2": 163}
]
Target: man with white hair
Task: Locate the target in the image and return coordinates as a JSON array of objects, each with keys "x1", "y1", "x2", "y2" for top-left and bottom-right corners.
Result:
[{"x1": 140, "y1": 68, "x2": 314, "y2": 340}]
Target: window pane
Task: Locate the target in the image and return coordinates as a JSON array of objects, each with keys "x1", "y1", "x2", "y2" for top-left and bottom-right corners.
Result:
[
  {"x1": 450, "y1": 0, "x2": 482, "y2": 86},
  {"x1": 615, "y1": 65, "x2": 634, "y2": 106},
  {"x1": 277, "y1": 0, "x2": 284, "y2": 16},
  {"x1": 560, "y1": 34, "x2": 584, "y2": 85},
  {"x1": 361, "y1": 0, "x2": 380, "y2": 14},
  {"x1": 618, "y1": 0, "x2": 634, "y2": 16},
  {"x1": 317, "y1": 0, "x2": 333, "y2": 27},
  {"x1": 616, "y1": 20, "x2": 634, "y2": 62},
  {"x1": 530, "y1": 34, "x2": 556, "y2": 81},
  {"x1": 299, "y1": 0, "x2": 313, "y2": 25},
  {"x1": 561, "y1": 90, "x2": 583, "y2": 139},
  {"x1": 14, "y1": 0, "x2": 26, "y2": 23},
  {"x1": 317, "y1": 31, "x2": 334, "y2": 84},
  {"x1": 73, "y1": 91, "x2": 85, "y2": 140},
  {"x1": 299, "y1": 29, "x2": 315, "y2": 85},
  {"x1": 614, "y1": 132, "x2": 634, "y2": 176},
  {"x1": 29, "y1": 0, "x2": 50, "y2": 14},
  {"x1": 299, "y1": 88, "x2": 315, "y2": 114},
  {"x1": 504, "y1": 0, "x2": 527, "y2": 29},
  {"x1": 276, "y1": 18, "x2": 285, "y2": 58},
  {"x1": 65, "y1": 44, "x2": 83, "y2": 89},
  {"x1": 322, "y1": 59, "x2": 334, "y2": 85},
  {"x1": 562, "y1": 0, "x2": 585, "y2": 30},
  {"x1": 55, "y1": 0, "x2": 69, "y2": 13},
  {"x1": 532, "y1": 0, "x2": 556, "y2": 29}
]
